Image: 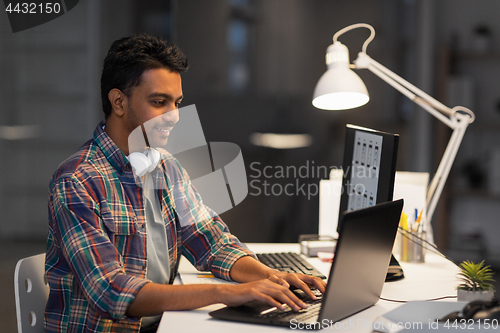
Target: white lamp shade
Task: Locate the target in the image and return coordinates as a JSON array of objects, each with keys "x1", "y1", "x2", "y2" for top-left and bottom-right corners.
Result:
[{"x1": 312, "y1": 66, "x2": 369, "y2": 110}]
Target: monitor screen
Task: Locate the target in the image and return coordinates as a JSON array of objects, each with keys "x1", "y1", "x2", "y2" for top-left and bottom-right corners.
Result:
[{"x1": 338, "y1": 124, "x2": 399, "y2": 231}]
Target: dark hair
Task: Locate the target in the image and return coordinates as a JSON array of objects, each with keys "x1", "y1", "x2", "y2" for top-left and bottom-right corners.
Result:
[{"x1": 100, "y1": 34, "x2": 189, "y2": 118}]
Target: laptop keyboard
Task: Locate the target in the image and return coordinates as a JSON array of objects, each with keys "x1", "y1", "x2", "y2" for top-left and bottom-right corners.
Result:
[
  {"x1": 256, "y1": 252, "x2": 327, "y2": 279},
  {"x1": 257, "y1": 296, "x2": 323, "y2": 321}
]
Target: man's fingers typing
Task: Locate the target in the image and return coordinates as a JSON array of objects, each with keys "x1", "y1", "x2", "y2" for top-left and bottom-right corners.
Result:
[
  {"x1": 223, "y1": 280, "x2": 308, "y2": 311},
  {"x1": 272, "y1": 272, "x2": 326, "y2": 301}
]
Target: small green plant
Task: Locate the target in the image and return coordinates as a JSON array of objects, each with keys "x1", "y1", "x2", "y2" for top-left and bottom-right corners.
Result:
[{"x1": 457, "y1": 260, "x2": 496, "y2": 292}]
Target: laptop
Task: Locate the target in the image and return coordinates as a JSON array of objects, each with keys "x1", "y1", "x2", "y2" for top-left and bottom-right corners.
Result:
[{"x1": 209, "y1": 199, "x2": 404, "y2": 328}]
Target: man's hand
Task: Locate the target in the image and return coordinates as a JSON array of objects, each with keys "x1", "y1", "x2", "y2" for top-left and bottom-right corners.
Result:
[
  {"x1": 217, "y1": 279, "x2": 309, "y2": 311},
  {"x1": 267, "y1": 271, "x2": 326, "y2": 301},
  {"x1": 126, "y1": 256, "x2": 327, "y2": 317},
  {"x1": 228, "y1": 256, "x2": 327, "y2": 310}
]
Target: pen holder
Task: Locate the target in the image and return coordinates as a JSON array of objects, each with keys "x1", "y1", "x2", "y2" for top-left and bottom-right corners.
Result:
[{"x1": 400, "y1": 229, "x2": 426, "y2": 263}]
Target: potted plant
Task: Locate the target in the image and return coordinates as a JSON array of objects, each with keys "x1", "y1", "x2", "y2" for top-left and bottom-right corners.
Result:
[{"x1": 457, "y1": 260, "x2": 496, "y2": 302}]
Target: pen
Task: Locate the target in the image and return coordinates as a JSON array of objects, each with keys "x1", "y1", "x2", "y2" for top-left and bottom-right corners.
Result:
[
  {"x1": 415, "y1": 210, "x2": 423, "y2": 232},
  {"x1": 400, "y1": 212, "x2": 409, "y2": 231}
]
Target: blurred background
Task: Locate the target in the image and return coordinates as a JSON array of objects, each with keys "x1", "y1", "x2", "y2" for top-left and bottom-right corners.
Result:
[{"x1": 1, "y1": 0, "x2": 500, "y2": 330}]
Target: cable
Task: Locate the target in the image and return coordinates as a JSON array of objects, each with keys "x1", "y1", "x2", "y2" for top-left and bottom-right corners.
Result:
[
  {"x1": 397, "y1": 227, "x2": 459, "y2": 268},
  {"x1": 380, "y1": 295, "x2": 457, "y2": 303},
  {"x1": 380, "y1": 229, "x2": 461, "y2": 304},
  {"x1": 332, "y1": 23, "x2": 375, "y2": 54}
]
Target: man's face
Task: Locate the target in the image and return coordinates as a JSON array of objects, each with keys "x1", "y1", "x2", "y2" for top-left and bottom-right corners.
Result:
[{"x1": 123, "y1": 68, "x2": 183, "y2": 148}]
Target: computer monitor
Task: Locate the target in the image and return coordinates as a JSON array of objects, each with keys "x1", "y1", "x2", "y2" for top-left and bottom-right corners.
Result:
[{"x1": 337, "y1": 124, "x2": 399, "y2": 231}]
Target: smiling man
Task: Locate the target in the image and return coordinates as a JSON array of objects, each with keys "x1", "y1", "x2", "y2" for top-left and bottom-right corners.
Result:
[
  {"x1": 106, "y1": 67, "x2": 182, "y2": 154},
  {"x1": 44, "y1": 34, "x2": 325, "y2": 333}
]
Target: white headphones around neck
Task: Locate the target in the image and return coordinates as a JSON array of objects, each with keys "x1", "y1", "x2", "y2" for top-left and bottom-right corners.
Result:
[{"x1": 127, "y1": 148, "x2": 161, "y2": 177}]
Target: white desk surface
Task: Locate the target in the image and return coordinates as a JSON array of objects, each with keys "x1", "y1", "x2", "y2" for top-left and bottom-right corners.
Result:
[{"x1": 158, "y1": 243, "x2": 460, "y2": 332}]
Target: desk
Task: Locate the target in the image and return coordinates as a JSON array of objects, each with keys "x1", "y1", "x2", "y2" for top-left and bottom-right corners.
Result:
[{"x1": 158, "y1": 243, "x2": 460, "y2": 332}]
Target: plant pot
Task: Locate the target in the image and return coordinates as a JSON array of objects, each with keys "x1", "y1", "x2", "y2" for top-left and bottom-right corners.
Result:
[{"x1": 457, "y1": 289, "x2": 494, "y2": 302}]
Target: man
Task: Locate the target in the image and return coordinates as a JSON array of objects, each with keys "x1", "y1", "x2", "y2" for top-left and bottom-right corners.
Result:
[{"x1": 45, "y1": 34, "x2": 325, "y2": 332}]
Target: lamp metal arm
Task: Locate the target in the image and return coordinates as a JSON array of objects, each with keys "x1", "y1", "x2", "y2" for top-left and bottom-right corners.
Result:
[
  {"x1": 352, "y1": 51, "x2": 474, "y2": 223},
  {"x1": 425, "y1": 114, "x2": 469, "y2": 222}
]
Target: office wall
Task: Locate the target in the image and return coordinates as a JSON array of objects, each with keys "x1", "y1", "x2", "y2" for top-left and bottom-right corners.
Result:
[
  {"x1": 175, "y1": 0, "x2": 406, "y2": 242},
  {"x1": 0, "y1": 0, "x2": 401, "y2": 243},
  {"x1": 0, "y1": 0, "x2": 497, "y2": 252},
  {"x1": 0, "y1": 0, "x2": 102, "y2": 239},
  {"x1": 434, "y1": 0, "x2": 500, "y2": 265}
]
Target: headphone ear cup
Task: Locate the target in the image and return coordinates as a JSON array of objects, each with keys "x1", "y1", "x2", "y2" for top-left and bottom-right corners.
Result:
[
  {"x1": 128, "y1": 152, "x2": 151, "y2": 177},
  {"x1": 144, "y1": 148, "x2": 161, "y2": 172}
]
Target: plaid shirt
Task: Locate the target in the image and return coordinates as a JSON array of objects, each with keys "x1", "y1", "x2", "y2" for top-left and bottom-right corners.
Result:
[{"x1": 45, "y1": 122, "x2": 254, "y2": 332}]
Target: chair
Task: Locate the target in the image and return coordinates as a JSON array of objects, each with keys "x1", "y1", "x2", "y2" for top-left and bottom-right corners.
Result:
[{"x1": 14, "y1": 253, "x2": 49, "y2": 333}]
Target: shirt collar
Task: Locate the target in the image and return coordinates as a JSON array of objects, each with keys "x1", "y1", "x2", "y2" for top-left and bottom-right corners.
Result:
[{"x1": 93, "y1": 120, "x2": 130, "y2": 174}]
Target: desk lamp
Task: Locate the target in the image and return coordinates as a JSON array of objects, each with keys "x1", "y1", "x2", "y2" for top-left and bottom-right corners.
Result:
[{"x1": 312, "y1": 23, "x2": 475, "y2": 223}]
